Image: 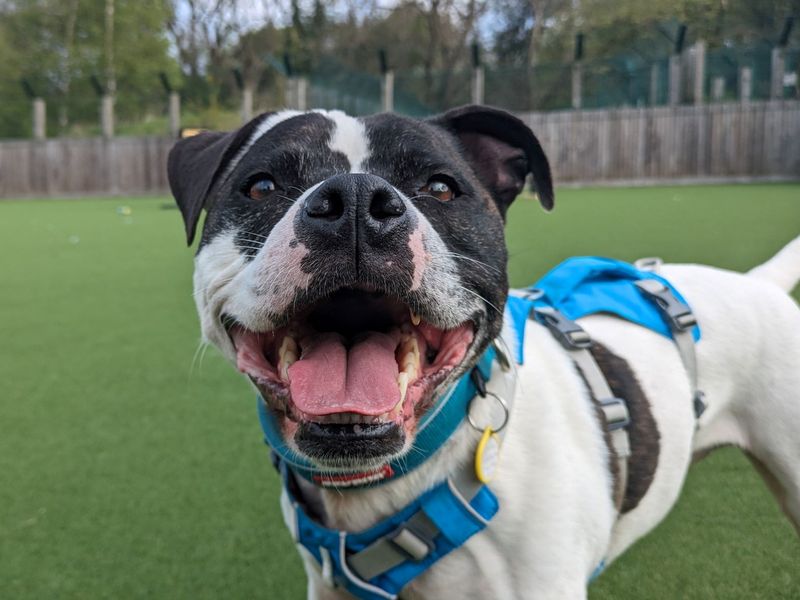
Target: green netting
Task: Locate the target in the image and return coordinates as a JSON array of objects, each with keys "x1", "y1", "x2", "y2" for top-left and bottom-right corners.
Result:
[
  {"x1": 308, "y1": 58, "x2": 381, "y2": 116},
  {"x1": 582, "y1": 56, "x2": 664, "y2": 108},
  {"x1": 304, "y1": 43, "x2": 797, "y2": 117},
  {"x1": 393, "y1": 67, "x2": 471, "y2": 116},
  {"x1": 484, "y1": 63, "x2": 572, "y2": 111}
]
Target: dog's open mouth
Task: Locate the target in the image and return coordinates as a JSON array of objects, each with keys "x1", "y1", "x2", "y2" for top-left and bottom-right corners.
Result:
[{"x1": 225, "y1": 288, "x2": 475, "y2": 461}]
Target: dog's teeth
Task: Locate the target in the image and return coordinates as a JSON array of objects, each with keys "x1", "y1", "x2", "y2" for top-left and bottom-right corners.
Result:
[
  {"x1": 278, "y1": 351, "x2": 297, "y2": 382},
  {"x1": 389, "y1": 402, "x2": 402, "y2": 419},
  {"x1": 397, "y1": 372, "x2": 409, "y2": 404},
  {"x1": 279, "y1": 335, "x2": 298, "y2": 356},
  {"x1": 277, "y1": 335, "x2": 299, "y2": 382},
  {"x1": 410, "y1": 309, "x2": 421, "y2": 326}
]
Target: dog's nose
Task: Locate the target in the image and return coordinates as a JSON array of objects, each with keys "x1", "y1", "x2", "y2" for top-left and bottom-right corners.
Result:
[{"x1": 301, "y1": 173, "x2": 407, "y2": 239}]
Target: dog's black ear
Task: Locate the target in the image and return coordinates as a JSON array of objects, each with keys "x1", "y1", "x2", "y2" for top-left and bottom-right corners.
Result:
[
  {"x1": 431, "y1": 105, "x2": 554, "y2": 213},
  {"x1": 167, "y1": 114, "x2": 272, "y2": 245}
]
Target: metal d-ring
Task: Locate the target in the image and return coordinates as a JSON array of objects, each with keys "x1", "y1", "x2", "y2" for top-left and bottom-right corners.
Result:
[{"x1": 467, "y1": 391, "x2": 510, "y2": 433}]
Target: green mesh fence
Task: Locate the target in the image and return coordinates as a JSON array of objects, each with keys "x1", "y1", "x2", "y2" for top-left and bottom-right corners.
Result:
[
  {"x1": 484, "y1": 63, "x2": 572, "y2": 111},
  {"x1": 393, "y1": 67, "x2": 471, "y2": 116},
  {"x1": 307, "y1": 58, "x2": 381, "y2": 116},
  {"x1": 304, "y1": 44, "x2": 797, "y2": 117}
]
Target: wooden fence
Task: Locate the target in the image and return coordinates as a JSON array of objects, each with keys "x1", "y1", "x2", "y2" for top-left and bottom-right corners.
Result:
[
  {"x1": 0, "y1": 136, "x2": 172, "y2": 198},
  {"x1": 0, "y1": 101, "x2": 798, "y2": 198},
  {"x1": 519, "y1": 101, "x2": 800, "y2": 183}
]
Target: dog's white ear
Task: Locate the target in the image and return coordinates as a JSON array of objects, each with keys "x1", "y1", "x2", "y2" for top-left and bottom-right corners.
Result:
[
  {"x1": 431, "y1": 105, "x2": 554, "y2": 213},
  {"x1": 167, "y1": 114, "x2": 272, "y2": 245}
]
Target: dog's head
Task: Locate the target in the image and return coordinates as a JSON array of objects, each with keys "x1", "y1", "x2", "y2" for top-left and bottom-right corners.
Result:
[{"x1": 169, "y1": 106, "x2": 552, "y2": 472}]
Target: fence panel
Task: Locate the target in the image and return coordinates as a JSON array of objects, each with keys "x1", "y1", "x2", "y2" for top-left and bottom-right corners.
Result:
[
  {"x1": 518, "y1": 101, "x2": 800, "y2": 183},
  {"x1": 1, "y1": 102, "x2": 798, "y2": 198},
  {"x1": 0, "y1": 137, "x2": 173, "y2": 198}
]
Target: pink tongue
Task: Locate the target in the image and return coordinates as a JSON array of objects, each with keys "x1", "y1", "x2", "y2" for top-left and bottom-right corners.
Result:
[{"x1": 288, "y1": 332, "x2": 400, "y2": 416}]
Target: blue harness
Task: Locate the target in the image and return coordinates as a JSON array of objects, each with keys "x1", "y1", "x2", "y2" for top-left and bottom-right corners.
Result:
[
  {"x1": 258, "y1": 256, "x2": 702, "y2": 599},
  {"x1": 505, "y1": 256, "x2": 700, "y2": 365}
]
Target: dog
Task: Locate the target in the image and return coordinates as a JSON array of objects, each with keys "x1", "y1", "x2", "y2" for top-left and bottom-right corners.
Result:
[{"x1": 168, "y1": 105, "x2": 800, "y2": 599}]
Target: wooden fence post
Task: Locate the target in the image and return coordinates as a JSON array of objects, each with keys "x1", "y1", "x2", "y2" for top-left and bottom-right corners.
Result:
[
  {"x1": 712, "y1": 77, "x2": 725, "y2": 101},
  {"x1": 771, "y1": 47, "x2": 785, "y2": 100},
  {"x1": 101, "y1": 94, "x2": 114, "y2": 138},
  {"x1": 168, "y1": 92, "x2": 180, "y2": 137},
  {"x1": 669, "y1": 24, "x2": 687, "y2": 107},
  {"x1": 571, "y1": 33, "x2": 584, "y2": 110},
  {"x1": 669, "y1": 55, "x2": 681, "y2": 106},
  {"x1": 470, "y1": 43, "x2": 484, "y2": 105},
  {"x1": 650, "y1": 63, "x2": 660, "y2": 106},
  {"x1": 740, "y1": 67, "x2": 752, "y2": 103},
  {"x1": 32, "y1": 98, "x2": 46, "y2": 140},
  {"x1": 378, "y1": 49, "x2": 395, "y2": 112},
  {"x1": 242, "y1": 86, "x2": 254, "y2": 122},
  {"x1": 571, "y1": 63, "x2": 583, "y2": 109},
  {"x1": 382, "y1": 70, "x2": 395, "y2": 112},
  {"x1": 693, "y1": 41, "x2": 706, "y2": 105}
]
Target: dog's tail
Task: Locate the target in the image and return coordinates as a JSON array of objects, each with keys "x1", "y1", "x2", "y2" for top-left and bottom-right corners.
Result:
[{"x1": 748, "y1": 235, "x2": 800, "y2": 293}]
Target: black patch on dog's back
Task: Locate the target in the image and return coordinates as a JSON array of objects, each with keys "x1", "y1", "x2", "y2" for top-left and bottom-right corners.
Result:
[{"x1": 589, "y1": 343, "x2": 660, "y2": 514}]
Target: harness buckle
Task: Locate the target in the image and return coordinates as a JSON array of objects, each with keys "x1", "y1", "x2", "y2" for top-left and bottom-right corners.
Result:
[
  {"x1": 693, "y1": 390, "x2": 707, "y2": 419},
  {"x1": 599, "y1": 397, "x2": 631, "y2": 431},
  {"x1": 388, "y1": 526, "x2": 434, "y2": 562},
  {"x1": 634, "y1": 279, "x2": 696, "y2": 332},
  {"x1": 533, "y1": 306, "x2": 593, "y2": 350}
]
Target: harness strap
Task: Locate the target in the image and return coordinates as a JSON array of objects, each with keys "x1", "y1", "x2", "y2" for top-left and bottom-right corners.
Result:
[
  {"x1": 349, "y1": 511, "x2": 440, "y2": 580},
  {"x1": 274, "y1": 342, "x2": 517, "y2": 600},
  {"x1": 533, "y1": 306, "x2": 631, "y2": 505},
  {"x1": 634, "y1": 279, "x2": 707, "y2": 418},
  {"x1": 345, "y1": 346, "x2": 515, "y2": 585}
]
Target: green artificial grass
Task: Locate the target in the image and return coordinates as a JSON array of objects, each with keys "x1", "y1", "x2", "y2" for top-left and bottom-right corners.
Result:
[{"x1": 0, "y1": 183, "x2": 798, "y2": 599}]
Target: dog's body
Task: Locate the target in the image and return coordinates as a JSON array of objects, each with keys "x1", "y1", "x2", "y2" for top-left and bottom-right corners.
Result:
[{"x1": 168, "y1": 107, "x2": 800, "y2": 599}]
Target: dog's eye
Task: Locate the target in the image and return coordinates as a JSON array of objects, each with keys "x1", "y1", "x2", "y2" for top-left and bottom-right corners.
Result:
[
  {"x1": 420, "y1": 177, "x2": 456, "y2": 202},
  {"x1": 245, "y1": 176, "x2": 277, "y2": 201}
]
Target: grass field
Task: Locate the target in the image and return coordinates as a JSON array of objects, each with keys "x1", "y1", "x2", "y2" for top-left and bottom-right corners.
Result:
[{"x1": 1, "y1": 183, "x2": 799, "y2": 599}]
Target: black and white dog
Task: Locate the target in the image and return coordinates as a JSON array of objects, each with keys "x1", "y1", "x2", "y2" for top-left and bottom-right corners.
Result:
[{"x1": 168, "y1": 106, "x2": 800, "y2": 598}]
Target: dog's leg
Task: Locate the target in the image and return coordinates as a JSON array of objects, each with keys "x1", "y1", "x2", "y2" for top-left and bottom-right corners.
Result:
[
  {"x1": 738, "y1": 287, "x2": 800, "y2": 534},
  {"x1": 661, "y1": 260, "x2": 800, "y2": 537},
  {"x1": 744, "y1": 452, "x2": 800, "y2": 536}
]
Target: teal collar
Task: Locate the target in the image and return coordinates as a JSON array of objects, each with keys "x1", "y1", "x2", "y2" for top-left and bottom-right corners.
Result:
[{"x1": 257, "y1": 346, "x2": 496, "y2": 488}]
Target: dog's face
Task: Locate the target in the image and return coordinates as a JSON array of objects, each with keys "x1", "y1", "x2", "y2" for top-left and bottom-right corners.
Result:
[{"x1": 168, "y1": 106, "x2": 552, "y2": 471}]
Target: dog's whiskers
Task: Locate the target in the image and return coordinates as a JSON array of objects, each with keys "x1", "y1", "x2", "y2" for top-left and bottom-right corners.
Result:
[
  {"x1": 239, "y1": 231, "x2": 270, "y2": 240},
  {"x1": 430, "y1": 250, "x2": 502, "y2": 275}
]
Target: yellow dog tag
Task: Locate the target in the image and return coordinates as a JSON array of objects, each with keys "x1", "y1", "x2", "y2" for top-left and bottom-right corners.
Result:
[{"x1": 474, "y1": 427, "x2": 501, "y2": 484}]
